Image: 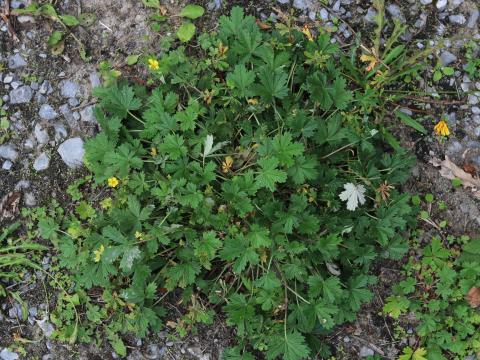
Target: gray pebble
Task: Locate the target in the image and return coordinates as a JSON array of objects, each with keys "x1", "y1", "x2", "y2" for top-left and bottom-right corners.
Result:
[
  {"x1": 0, "y1": 348, "x2": 19, "y2": 360},
  {"x1": 57, "y1": 137, "x2": 85, "y2": 168},
  {"x1": 420, "y1": 0, "x2": 432, "y2": 4},
  {"x1": 386, "y1": 4, "x2": 405, "y2": 22},
  {"x1": 0, "y1": 144, "x2": 18, "y2": 162},
  {"x1": 8, "y1": 54, "x2": 27, "y2": 69},
  {"x1": 364, "y1": 8, "x2": 377, "y2": 23},
  {"x1": 80, "y1": 105, "x2": 96, "y2": 123},
  {"x1": 33, "y1": 152, "x2": 50, "y2": 171},
  {"x1": 437, "y1": 0, "x2": 447, "y2": 9},
  {"x1": 35, "y1": 124, "x2": 49, "y2": 145},
  {"x1": 39, "y1": 104, "x2": 58, "y2": 120},
  {"x1": 59, "y1": 80, "x2": 80, "y2": 98},
  {"x1": 440, "y1": 51, "x2": 457, "y2": 66},
  {"x1": 359, "y1": 346, "x2": 375, "y2": 358},
  {"x1": 9, "y1": 85, "x2": 33, "y2": 104},
  {"x1": 3, "y1": 75, "x2": 13, "y2": 84},
  {"x1": 449, "y1": 14, "x2": 467, "y2": 25},
  {"x1": 468, "y1": 8, "x2": 479, "y2": 28},
  {"x1": 2, "y1": 160, "x2": 13, "y2": 170}
]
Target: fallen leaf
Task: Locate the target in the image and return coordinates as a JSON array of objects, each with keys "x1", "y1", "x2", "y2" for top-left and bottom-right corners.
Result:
[
  {"x1": 256, "y1": 19, "x2": 271, "y2": 30},
  {"x1": 430, "y1": 156, "x2": 480, "y2": 197},
  {"x1": 466, "y1": 286, "x2": 480, "y2": 308},
  {"x1": 462, "y1": 162, "x2": 477, "y2": 177},
  {"x1": 0, "y1": 191, "x2": 21, "y2": 221}
]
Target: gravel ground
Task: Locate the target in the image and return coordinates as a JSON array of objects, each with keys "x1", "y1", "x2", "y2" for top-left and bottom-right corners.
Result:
[{"x1": 0, "y1": 0, "x2": 479, "y2": 359}]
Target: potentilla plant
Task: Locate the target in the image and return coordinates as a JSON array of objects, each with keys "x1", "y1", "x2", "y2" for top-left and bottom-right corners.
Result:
[{"x1": 39, "y1": 7, "x2": 417, "y2": 359}]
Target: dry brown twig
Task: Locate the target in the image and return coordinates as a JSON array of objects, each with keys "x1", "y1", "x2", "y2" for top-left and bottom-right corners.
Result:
[{"x1": 0, "y1": 0, "x2": 20, "y2": 42}]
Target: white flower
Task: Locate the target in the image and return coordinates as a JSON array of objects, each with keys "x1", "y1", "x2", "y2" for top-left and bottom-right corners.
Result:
[{"x1": 339, "y1": 183, "x2": 366, "y2": 211}]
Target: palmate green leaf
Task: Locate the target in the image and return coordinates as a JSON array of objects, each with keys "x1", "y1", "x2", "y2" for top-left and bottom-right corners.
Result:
[
  {"x1": 255, "y1": 157, "x2": 287, "y2": 192},
  {"x1": 271, "y1": 133, "x2": 304, "y2": 167},
  {"x1": 307, "y1": 72, "x2": 352, "y2": 110},
  {"x1": 226, "y1": 64, "x2": 255, "y2": 98},
  {"x1": 119, "y1": 246, "x2": 142, "y2": 272},
  {"x1": 165, "y1": 261, "x2": 201, "y2": 290},
  {"x1": 287, "y1": 155, "x2": 318, "y2": 185},
  {"x1": 94, "y1": 84, "x2": 141, "y2": 119},
  {"x1": 193, "y1": 231, "x2": 222, "y2": 269},
  {"x1": 158, "y1": 134, "x2": 188, "y2": 160},
  {"x1": 307, "y1": 275, "x2": 343, "y2": 302},
  {"x1": 223, "y1": 347, "x2": 255, "y2": 360},
  {"x1": 255, "y1": 66, "x2": 289, "y2": 102},
  {"x1": 267, "y1": 331, "x2": 310, "y2": 360},
  {"x1": 224, "y1": 293, "x2": 255, "y2": 336},
  {"x1": 218, "y1": 6, "x2": 256, "y2": 38},
  {"x1": 247, "y1": 224, "x2": 271, "y2": 248},
  {"x1": 220, "y1": 234, "x2": 259, "y2": 273},
  {"x1": 175, "y1": 100, "x2": 201, "y2": 131},
  {"x1": 105, "y1": 143, "x2": 144, "y2": 177}
]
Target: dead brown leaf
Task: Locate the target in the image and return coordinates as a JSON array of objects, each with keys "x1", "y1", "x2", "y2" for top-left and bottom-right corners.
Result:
[
  {"x1": 430, "y1": 156, "x2": 480, "y2": 197},
  {"x1": 0, "y1": 191, "x2": 21, "y2": 221},
  {"x1": 466, "y1": 287, "x2": 480, "y2": 308}
]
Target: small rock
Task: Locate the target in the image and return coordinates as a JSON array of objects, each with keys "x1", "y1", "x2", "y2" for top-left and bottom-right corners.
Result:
[
  {"x1": 39, "y1": 80, "x2": 52, "y2": 95},
  {"x1": 15, "y1": 180, "x2": 31, "y2": 190},
  {"x1": 80, "y1": 105, "x2": 96, "y2": 123},
  {"x1": 468, "y1": 8, "x2": 479, "y2": 28},
  {"x1": 277, "y1": 0, "x2": 290, "y2": 3},
  {"x1": 364, "y1": 7, "x2": 377, "y2": 23},
  {"x1": 449, "y1": 14, "x2": 467, "y2": 25},
  {"x1": 145, "y1": 345, "x2": 165, "y2": 360},
  {"x1": 89, "y1": 72, "x2": 101, "y2": 88},
  {"x1": 437, "y1": 0, "x2": 447, "y2": 9},
  {"x1": 35, "y1": 124, "x2": 49, "y2": 144},
  {"x1": 440, "y1": 51, "x2": 457, "y2": 66},
  {"x1": 68, "y1": 97, "x2": 80, "y2": 107},
  {"x1": 2, "y1": 160, "x2": 13, "y2": 170},
  {"x1": 420, "y1": 0, "x2": 432, "y2": 4},
  {"x1": 359, "y1": 346, "x2": 375, "y2": 358},
  {"x1": 3, "y1": 75, "x2": 13, "y2": 84},
  {"x1": 60, "y1": 80, "x2": 80, "y2": 98},
  {"x1": 319, "y1": 8, "x2": 328, "y2": 20},
  {"x1": 293, "y1": 0, "x2": 312, "y2": 10},
  {"x1": 473, "y1": 106, "x2": 480, "y2": 115},
  {"x1": 126, "y1": 350, "x2": 145, "y2": 360},
  {"x1": 0, "y1": 144, "x2": 18, "y2": 162},
  {"x1": 9, "y1": 85, "x2": 33, "y2": 104},
  {"x1": 8, "y1": 54, "x2": 27, "y2": 69},
  {"x1": 57, "y1": 137, "x2": 85, "y2": 168},
  {"x1": 39, "y1": 104, "x2": 58, "y2": 120},
  {"x1": 53, "y1": 123, "x2": 68, "y2": 142},
  {"x1": 0, "y1": 348, "x2": 19, "y2": 360},
  {"x1": 33, "y1": 152, "x2": 50, "y2": 171},
  {"x1": 24, "y1": 192, "x2": 36, "y2": 207},
  {"x1": 36, "y1": 318, "x2": 55, "y2": 338},
  {"x1": 386, "y1": 4, "x2": 405, "y2": 22},
  {"x1": 469, "y1": 94, "x2": 479, "y2": 105}
]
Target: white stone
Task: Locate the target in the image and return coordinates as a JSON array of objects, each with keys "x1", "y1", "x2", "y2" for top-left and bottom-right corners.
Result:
[{"x1": 57, "y1": 137, "x2": 84, "y2": 168}]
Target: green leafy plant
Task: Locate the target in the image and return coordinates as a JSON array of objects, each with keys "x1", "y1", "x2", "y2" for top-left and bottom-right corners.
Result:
[
  {"x1": 39, "y1": 6, "x2": 418, "y2": 359},
  {"x1": 383, "y1": 196, "x2": 480, "y2": 360}
]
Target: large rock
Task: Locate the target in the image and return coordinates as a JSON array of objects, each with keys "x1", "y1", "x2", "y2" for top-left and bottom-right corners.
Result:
[
  {"x1": 9, "y1": 86, "x2": 33, "y2": 104},
  {"x1": 57, "y1": 137, "x2": 84, "y2": 168}
]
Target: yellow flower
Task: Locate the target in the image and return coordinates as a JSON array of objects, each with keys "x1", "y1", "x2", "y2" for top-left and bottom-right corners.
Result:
[
  {"x1": 148, "y1": 58, "x2": 159, "y2": 71},
  {"x1": 93, "y1": 245, "x2": 105, "y2": 263},
  {"x1": 434, "y1": 120, "x2": 450, "y2": 136},
  {"x1": 301, "y1": 25, "x2": 314, "y2": 42},
  {"x1": 108, "y1": 177, "x2": 119, "y2": 188},
  {"x1": 135, "y1": 231, "x2": 143, "y2": 239},
  {"x1": 221, "y1": 156, "x2": 234, "y2": 173},
  {"x1": 247, "y1": 98, "x2": 258, "y2": 105},
  {"x1": 150, "y1": 147, "x2": 157, "y2": 157}
]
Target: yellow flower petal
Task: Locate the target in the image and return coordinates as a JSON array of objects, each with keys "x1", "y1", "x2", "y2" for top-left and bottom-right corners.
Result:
[
  {"x1": 148, "y1": 58, "x2": 159, "y2": 71},
  {"x1": 107, "y1": 177, "x2": 119, "y2": 188},
  {"x1": 434, "y1": 120, "x2": 450, "y2": 136}
]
